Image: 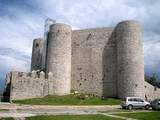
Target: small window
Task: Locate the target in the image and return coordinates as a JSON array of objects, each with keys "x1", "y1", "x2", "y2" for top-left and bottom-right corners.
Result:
[
  {"x1": 154, "y1": 87, "x2": 157, "y2": 91},
  {"x1": 87, "y1": 33, "x2": 92, "y2": 40},
  {"x1": 18, "y1": 72, "x2": 23, "y2": 77},
  {"x1": 35, "y1": 43, "x2": 39, "y2": 47}
]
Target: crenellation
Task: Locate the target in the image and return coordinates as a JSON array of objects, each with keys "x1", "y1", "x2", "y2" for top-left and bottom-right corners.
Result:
[
  {"x1": 31, "y1": 70, "x2": 37, "y2": 78},
  {"x1": 48, "y1": 72, "x2": 53, "y2": 79},
  {"x1": 3, "y1": 20, "x2": 160, "y2": 101},
  {"x1": 40, "y1": 71, "x2": 45, "y2": 79},
  {"x1": 8, "y1": 71, "x2": 48, "y2": 100}
]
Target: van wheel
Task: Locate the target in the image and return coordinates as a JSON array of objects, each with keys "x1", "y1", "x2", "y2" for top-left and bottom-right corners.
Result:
[
  {"x1": 145, "y1": 105, "x2": 150, "y2": 110},
  {"x1": 128, "y1": 105, "x2": 133, "y2": 110}
]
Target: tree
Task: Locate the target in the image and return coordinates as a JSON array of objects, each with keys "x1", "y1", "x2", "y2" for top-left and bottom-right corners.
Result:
[{"x1": 145, "y1": 73, "x2": 160, "y2": 88}]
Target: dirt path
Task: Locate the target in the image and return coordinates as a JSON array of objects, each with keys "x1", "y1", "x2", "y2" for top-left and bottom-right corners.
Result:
[
  {"x1": 0, "y1": 103, "x2": 119, "y2": 118},
  {"x1": 0, "y1": 103, "x2": 151, "y2": 119}
]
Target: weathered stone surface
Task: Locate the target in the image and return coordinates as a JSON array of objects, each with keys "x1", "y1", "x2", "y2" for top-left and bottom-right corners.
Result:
[
  {"x1": 115, "y1": 20, "x2": 145, "y2": 99},
  {"x1": 71, "y1": 27, "x2": 117, "y2": 97},
  {"x1": 41, "y1": 19, "x2": 56, "y2": 70},
  {"x1": 4, "y1": 20, "x2": 160, "y2": 101},
  {"x1": 145, "y1": 82, "x2": 160, "y2": 100},
  {"x1": 46, "y1": 23, "x2": 72, "y2": 95},
  {"x1": 9, "y1": 71, "x2": 47, "y2": 100},
  {"x1": 31, "y1": 38, "x2": 44, "y2": 71}
]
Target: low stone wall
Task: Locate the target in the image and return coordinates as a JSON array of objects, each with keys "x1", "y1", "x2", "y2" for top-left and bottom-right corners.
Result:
[
  {"x1": 145, "y1": 82, "x2": 160, "y2": 101},
  {"x1": 8, "y1": 71, "x2": 48, "y2": 100},
  {"x1": 4, "y1": 71, "x2": 160, "y2": 101}
]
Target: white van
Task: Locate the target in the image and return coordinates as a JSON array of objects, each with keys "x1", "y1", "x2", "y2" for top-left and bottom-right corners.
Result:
[{"x1": 121, "y1": 97, "x2": 150, "y2": 110}]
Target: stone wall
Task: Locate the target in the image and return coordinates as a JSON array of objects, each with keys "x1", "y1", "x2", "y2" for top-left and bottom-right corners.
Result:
[
  {"x1": 145, "y1": 82, "x2": 160, "y2": 101},
  {"x1": 8, "y1": 71, "x2": 48, "y2": 100},
  {"x1": 4, "y1": 20, "x2": 160, "y2": 101},
  {"x1": 71, "y1": 27, "x2": 117, "y2": 97}
]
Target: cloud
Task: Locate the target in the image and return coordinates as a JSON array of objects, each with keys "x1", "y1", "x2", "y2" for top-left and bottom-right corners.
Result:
[
  {"x1": 0, "y1": 0, "x2": 160, "y2": 90},
  {"x1": 0, "y1": 0, "x2": 45, "y2": 90},
  {"x1": 0, "y1": 55, "x2": 29, "y2": 71},
  {"x1": 0, "y1": 52, "x2": 30, "y2": 90},
  {"x1": 26, "y1": 0, "x2": 160, "y2": 78}
]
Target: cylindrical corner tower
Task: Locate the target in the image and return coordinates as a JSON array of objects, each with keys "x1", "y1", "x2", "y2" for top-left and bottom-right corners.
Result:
[
  {"x1": 41, "y1": 19, "x2": 56, "y2": 71},
  {"x1": 46, "y1": 23, "x2": 72, "y2": 95},
  {"x1": 31, "y1": 38, "x2": 43, "y2": 71},
  {"x1": 115, "y1": 20, "x2": 145, "y2": 99}
]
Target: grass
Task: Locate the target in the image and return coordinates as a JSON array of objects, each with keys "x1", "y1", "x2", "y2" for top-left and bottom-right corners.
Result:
[
  {"x1": 0, "y1": 109, "x2": 9, "y2": 111},
  {"x1": 12, "y1": 94, "x2": 120, "y2": 105},
  {"x1": 0, "y1": 118, "x2": 14, "y2": 120},
  {"x1": 26, "y1": 114, "x2": 123, "y2": 120},
  {"x1": 99, "y1": 108, "x2": 130, "y2": 113},
  {"x1": 114, "y1": 111, "x2": 160, "y2": 120}
]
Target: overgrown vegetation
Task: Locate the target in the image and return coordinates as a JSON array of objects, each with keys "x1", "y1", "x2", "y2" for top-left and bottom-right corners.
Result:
[
  {"x1": 114, "y1": 111, "x2": 160, "y2": 120},
  {"x1": 13, "y1": 93, "x2": 120, "y2": 105},
  {"x1": 26, "y1": 115, "x2": 122, "y2": 120},
  {"x1": 145, "y1": 73, "x2": 160, "y2": 88}
]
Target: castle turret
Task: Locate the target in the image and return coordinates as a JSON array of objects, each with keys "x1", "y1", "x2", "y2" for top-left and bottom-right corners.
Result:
[
  {"x1": 115, "y1": 20, "x2": 145, "y2": 99},
  {"x1": 31, "y1": 38, "x2": 43, "y2": 71},
  {"x1": 46, "y1": 23, "x2": 72, "y2": 95},
  {"x1": 41, "y1": 19, "x2": 56, "y2": 71}
]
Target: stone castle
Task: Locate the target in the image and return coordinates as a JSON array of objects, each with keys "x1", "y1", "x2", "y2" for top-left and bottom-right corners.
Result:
[{"x1": 3, "y1": 19, "x2": 160, "y2": 101}]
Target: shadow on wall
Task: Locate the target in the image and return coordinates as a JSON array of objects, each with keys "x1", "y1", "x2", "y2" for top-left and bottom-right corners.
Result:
[
  {"x1": 102, "y1": 31, "x2": 117, "y2": 98},
  {"x1": 2, "y1": 82, "x2": 10, "y2": 102},
  {"x1": 1, "y1": 73, "x2": 11, "y2": 102}
]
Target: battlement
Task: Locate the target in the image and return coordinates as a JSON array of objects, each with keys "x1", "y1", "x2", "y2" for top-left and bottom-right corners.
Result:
[
  {"x1": 3, "y1": 20, "x2": 160, "y2": 101},
  {"x1": 10, "y1": 71, "x2": 46, "y2": 79},
  {"x1": 4, "y1": 70, "x2": 60, "y2": 101},
  {"x1": 5, "y1": 71, "x2": 48, "y2": 100}
]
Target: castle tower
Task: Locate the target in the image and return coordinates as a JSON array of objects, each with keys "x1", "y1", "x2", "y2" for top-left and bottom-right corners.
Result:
[
  {"x1": 115, "y1": 20, "x2": 145, "y2": 99},
  {"x1": 31, "y1": 38, "x2": 43, "y2": 71},
  {"x1": 41, "y1": 19, "x2": 56, "y2": 71},
  {"x1": 46, "y1": 23, "x2": 72, "y2": 95}
]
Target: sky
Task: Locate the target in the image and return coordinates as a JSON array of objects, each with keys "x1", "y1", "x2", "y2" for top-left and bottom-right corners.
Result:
[{"x1": 0, "y1": 0, "x2": 160, "y2": 90}]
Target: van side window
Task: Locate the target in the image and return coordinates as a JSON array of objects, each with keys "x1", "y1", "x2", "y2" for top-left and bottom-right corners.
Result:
[
  {"x1": 128, "y1": 98, "x2": 132, "y2": 101},
  {"x1": 136, "y1": 98, "x2": 143, "y2": 102},
  {"x1": 128, "y1": 98, "x2": 134, "y2": 101}
]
